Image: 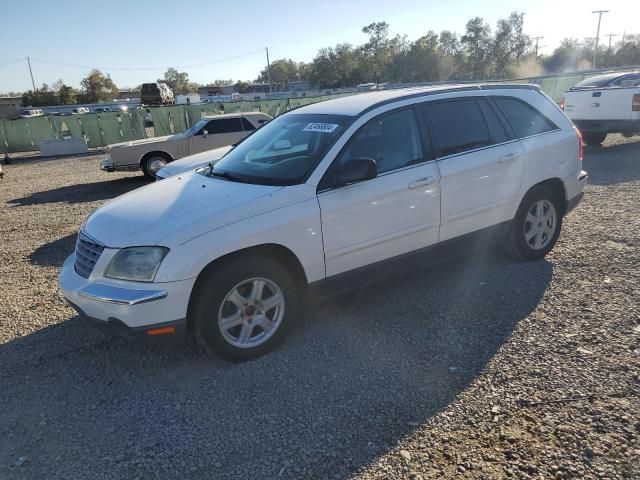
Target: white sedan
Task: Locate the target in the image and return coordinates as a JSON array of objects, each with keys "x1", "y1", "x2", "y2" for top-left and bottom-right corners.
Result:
[{"x1": 60, "y1": 84, "x2": 587, "y2": 361}]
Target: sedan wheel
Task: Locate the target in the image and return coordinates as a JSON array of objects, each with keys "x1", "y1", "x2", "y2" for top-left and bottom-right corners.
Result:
[{"x1": 142, "y1": 155, "x2": 168, "y2": 179}]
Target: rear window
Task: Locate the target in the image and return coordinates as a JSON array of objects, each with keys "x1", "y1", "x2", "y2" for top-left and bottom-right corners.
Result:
[
  {"x1": 241, "y1": 117, "x2": 256, "y2": 131},
  {"x1": 574, "y1": 74, "x2": 622, "y2": 88},
  {"x1": 493, "y1": 97, "x2": 556, "y2": 139},
  {"x1": 424, "y1": 99, "x2": 492, "y2": 157}
]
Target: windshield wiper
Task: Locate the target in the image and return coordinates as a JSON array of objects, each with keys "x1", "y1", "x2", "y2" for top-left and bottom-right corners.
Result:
[{"x1": 208, "y1": 166, "x2": 243, "y2": 182}]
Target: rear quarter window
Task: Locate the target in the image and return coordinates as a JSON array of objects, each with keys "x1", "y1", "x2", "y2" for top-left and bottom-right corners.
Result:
[
  {"x1": 493, "y1": 97, "x2": 557, "y2": 139},
  {"x1": 423, "y1": 99, "x2": 493, "y2": 157}
]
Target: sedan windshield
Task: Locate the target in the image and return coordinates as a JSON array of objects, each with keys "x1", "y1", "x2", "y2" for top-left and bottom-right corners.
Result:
[
  {"x1": 185, "y1": 119, "x2": 208, "y2": 137},
  {"x1": 202, "y1": 113, "x2": 352, "y2": 185}
]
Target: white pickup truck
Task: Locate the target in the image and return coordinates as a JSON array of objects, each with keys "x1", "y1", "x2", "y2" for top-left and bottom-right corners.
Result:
[{"x1": 562, "y1": 71, "x2": 640, "y2": 145}]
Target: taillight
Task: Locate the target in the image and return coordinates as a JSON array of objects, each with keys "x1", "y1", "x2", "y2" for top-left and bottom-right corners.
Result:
[
  {"x1": 559, "y1": 96, "x2": 565, "y2": 111},
  {"x1": 633, "y1": 94, "x2": 640, "y2": 112},
  {"x1": 576, "y1": 128, "x2": 583, "y2": 161}
]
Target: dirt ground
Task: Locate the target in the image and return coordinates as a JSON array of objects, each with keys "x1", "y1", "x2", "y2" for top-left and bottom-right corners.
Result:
[{"x1": 0, "y1": 136, "x2": 639, "y2": 479}]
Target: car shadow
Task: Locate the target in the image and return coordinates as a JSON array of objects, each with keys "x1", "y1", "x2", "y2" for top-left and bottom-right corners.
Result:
[
  {"x1": 7, "y1": 176, "x2": 149, "y2": 207},
  {"x1": 0, "y1": 251, "x2": 553, "y2": 479},
  {"x1": 583, "y1": 138, "x2": 640, "y2": 186},
  {"x1": 29, "y1": 233, "x2": 77, "y2": 267}
]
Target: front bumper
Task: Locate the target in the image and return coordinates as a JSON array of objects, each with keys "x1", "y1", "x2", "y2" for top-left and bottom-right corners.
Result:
[
  {"x1": 100, "y1": 156, "x2": 115, "y2": 172},
  {"x1": 59, "y1": 254, "x2": 195, "y2": 344}
]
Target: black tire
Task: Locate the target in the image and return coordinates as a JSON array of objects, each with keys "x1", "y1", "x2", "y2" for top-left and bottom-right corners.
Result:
[
  {"x1": 141, "y1": 153, "x2": 170, "y2": 180},
  {"x1": 190, "y1": 254, "x2": 300, "y2": 362},
  {"x1": 505, "y1": 185, "x2": 564, "y2": 261},
  {"x1": 582, "y1": 131, "x2": 607, "y2": 146}
]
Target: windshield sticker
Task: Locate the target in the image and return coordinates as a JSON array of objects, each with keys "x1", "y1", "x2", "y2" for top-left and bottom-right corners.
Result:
[{"x1": 303, "y1": 123, "x2": 339, "y2": 133}]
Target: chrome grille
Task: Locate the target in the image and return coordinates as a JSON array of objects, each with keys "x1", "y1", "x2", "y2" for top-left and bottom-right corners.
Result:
[{"x1": 74, "y1": 232, "x2": 105, "y2": 278}]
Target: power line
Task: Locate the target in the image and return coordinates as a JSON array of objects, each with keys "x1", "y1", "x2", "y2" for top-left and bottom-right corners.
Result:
[
  {"x1": 28, "y1": 48, "x2": 266, "y2": 72},
  {"x1": 0, "y1": 57, "x2": 27, "y2": 67}
]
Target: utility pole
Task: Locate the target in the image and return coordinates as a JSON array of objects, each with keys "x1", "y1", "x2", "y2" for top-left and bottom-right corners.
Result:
[
  {"x1": 605, "y1": 33, "x2": 618, "y2": 53},
  {"x1": 265, "y1": 47, "x2": 272, "y2": 94},
  {"x1": 591, "y1": 10, "x2": 609, "y2": 68},
  {"x1": 27, "y1": 56, "x2": 36, "y2": 92},
  {"x1": 533, "y1": 36, "x2": 544, "y2": 58}
]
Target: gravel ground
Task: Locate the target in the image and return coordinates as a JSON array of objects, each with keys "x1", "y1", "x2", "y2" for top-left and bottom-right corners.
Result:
[{"x1": 0, "y1": 136, "x2": 638, "y2": 479}]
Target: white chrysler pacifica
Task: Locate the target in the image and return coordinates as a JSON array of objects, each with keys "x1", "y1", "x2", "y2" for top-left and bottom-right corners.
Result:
[{"x1": 60, "y1": 84, "x2": 587, "y2": 361}]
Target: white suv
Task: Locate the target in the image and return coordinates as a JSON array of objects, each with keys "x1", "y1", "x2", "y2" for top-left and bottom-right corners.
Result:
[{"x1": 59, "y1": 84, "x2": 587, "y2": 361}]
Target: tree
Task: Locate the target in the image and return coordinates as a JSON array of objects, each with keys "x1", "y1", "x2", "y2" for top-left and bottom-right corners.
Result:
[
  {"x1": 162, "y1": 68, "x2": 198, "y2": 94},
  {"x1": 461, "y1": 17, "x2": 493, "y2": 79},
  {"x1": 234, "y1": 80, "x2": 250, "y2": 93},
  {"x1": 22, "y1": 83, "x2": 58, "y2": 107},
  {"x1": 492, "y1": 12, "x2": 531, "y2": 78},
  {"x1": 257, "y1": 59, "x2": 301, "y2": 89},
  {"x1": 79, "y1": 69, "x2": 118, "y2": 103},
  {"x1": 58, "y1": 85, "x2": 77, "y2": 105}
]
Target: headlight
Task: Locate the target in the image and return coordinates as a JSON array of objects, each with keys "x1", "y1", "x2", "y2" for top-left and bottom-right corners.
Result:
[{"x1": 105, "y1": 247, "x2": 169, "y2": 282}]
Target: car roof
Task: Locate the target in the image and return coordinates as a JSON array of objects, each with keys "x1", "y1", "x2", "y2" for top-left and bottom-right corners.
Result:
[
  {"x1": 290, "y1": 83, "x2": 540, "y2": 116},
  {"x1": 202, "y1": 112, "x2": 271, "y2": 120},
  {"x1": 574, "y1": 71, "x2": 639, "y2": 88}
]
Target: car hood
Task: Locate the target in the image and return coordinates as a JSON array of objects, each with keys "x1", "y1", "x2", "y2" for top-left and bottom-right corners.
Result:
[
  {"x1": 83, "y1": 172, "x2": 282, "y2": 247},
  {"x1": 157, "y1": 146, "x2": 233, "y2": 178},
  {"x1": 108, "y1": 134, "x2": 184, "y2": 149}
]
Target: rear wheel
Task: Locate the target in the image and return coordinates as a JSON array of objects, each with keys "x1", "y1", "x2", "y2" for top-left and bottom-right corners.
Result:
[
  {"x1": 141, "y1": 153, "x2": 170, "y2": 179},
  {"x1": 190, "y1": 255, "x2": 299, "y2": 361},
  {"x1": 582, "y1": 131, "x2": 607, "y2": 146},
  {"x1": 506, "y1": 186, "x2": 563, "y2": 260}
]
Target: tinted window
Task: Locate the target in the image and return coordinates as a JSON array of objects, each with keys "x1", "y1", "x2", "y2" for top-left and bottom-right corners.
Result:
[
  {"x1": 426, "y1": 99, "x2": 492, "y2": 156},
  {"x1": 241, "y1": 117, "x2": 256, "y2": 131},
  {"x1": 203, "y1": 117, "x2": 244, "y2": 134},
  {"x1": 493, "y1": 97, "x2": 556, "y2": 138},
  {"x1": 478, "y1": 99, "x2": 510, "y2": 143},
  {"x1": 611, "y1": 74, "x2": 640, "y2": 87},
  {"x1": 574, "y1": 73, "x2": 621, "y2": 88},
  {"x1": 337, "y1": 108, "x2": 423, "y2": 174}
]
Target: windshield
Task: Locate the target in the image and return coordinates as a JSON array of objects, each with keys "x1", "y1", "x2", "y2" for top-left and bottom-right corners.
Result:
[
  {"x1": 203, "y1": 113, "x2": 352, "y2": 185},
  {"x1": 185, "y1": 119, "x2": 208, "y2": 137}
]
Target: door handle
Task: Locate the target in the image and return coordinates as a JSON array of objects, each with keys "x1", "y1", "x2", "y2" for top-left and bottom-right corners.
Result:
[
  {"x1": 498, "y1": 153, "x2": 518, "y2": 164},
  {"x1": 408, "y1": 176, "x2": 435, "y2": 189}
]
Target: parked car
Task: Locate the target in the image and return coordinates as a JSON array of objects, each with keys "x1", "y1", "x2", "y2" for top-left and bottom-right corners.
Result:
[
  {"x1": 60, "y1": 84, "x2": 587, "y2": 361},
  {"x1": 140, "y1": 82, "x2": 174, "y2": 106},
  {"x1": 94, "y1": 107, "x2": 112, "y2": 113},
  {"x1": 20, "y1": 108, "x2": 44, "y2": 118},
  {"x1": 72, "y1": 107, "x2": 90, "y2": 115},
  {"x1": 155, "y1": 145, "x2": 233, "y2": 180},
  {"x1": 562, "y1": 71, "x2": 640, "y2": 145},
  {"x1": 100, "y1": 112, "x2": 272, "y2": 178}
]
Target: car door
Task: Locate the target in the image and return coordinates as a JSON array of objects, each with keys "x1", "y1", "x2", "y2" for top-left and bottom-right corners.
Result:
[
  {"x1": 188, "y1": 117, "x2": 246, "y2": 154},
  {"x1": 317, "y1": 106, "x2": 441, "y2": 277},
  {"x1": 421, "y1": 97, "x2": 525, "y2": 242}
]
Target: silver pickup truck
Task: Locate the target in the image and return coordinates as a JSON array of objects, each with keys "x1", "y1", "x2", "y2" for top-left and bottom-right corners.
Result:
[{"x1": 101, "y1": 112, "x2": 271, "y2": 178}]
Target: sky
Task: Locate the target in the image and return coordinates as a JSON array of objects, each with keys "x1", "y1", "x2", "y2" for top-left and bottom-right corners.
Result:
[{"x1": 0, "y1": 0, "x2": 638, "y2": 93}]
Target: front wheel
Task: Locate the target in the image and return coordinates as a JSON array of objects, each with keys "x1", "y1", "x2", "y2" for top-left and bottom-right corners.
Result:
[
  {"x1": 190, "y1": 255, "x2": 299, "y2": 361},
  {"x1": 141, "y1": 154, "x2": 169, "y2": 179},
  {"x1": 582, "y1": 131, "x2": 607, "y2": 146},
  {"x1": 506, "y1": 186, "x2": 563, "y2": 260}
]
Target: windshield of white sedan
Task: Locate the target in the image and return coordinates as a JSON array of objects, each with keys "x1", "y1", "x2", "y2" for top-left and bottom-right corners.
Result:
[{"x1": 203, "y1": 113, "x2": 351, "y2": 185}]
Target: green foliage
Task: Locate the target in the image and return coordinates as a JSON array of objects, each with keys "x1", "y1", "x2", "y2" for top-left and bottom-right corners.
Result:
[
  {"x1": 22, "y1": 83, "x2": 58, "y2": 107},
  {"x1": 79, "y1": 69, "x2": 118, "y2": 103},
  {"x1": 162, "y1": 68, "x2": 200, "y2": 94},
  {"x1": 257, "y1": 59, "x2": 304, "y2": 89}
]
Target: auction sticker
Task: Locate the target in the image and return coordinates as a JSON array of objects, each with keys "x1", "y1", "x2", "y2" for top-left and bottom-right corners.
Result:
[{"x1": 303, "y1": 123, "x2": 339, "y2": 133}]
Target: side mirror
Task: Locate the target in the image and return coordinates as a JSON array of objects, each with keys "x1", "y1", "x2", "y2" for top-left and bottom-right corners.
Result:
[
  {"x1": 333, "y1": 158, "x2": 377, "y2": 187},
  {"x1": 203, "y1": 130, "x2": 208, "y2": 138}
]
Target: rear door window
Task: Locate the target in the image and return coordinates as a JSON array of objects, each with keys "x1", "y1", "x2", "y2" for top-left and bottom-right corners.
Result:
[
  {"x1": 423, "y1": 99, "x2": 493, "y2": 157},
  {"x1": 202, "y1": 118, "x2": 244, "y2": 134},
  {"x1": 493, "y1": 97, "x2": 557, "y2": 139}
]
